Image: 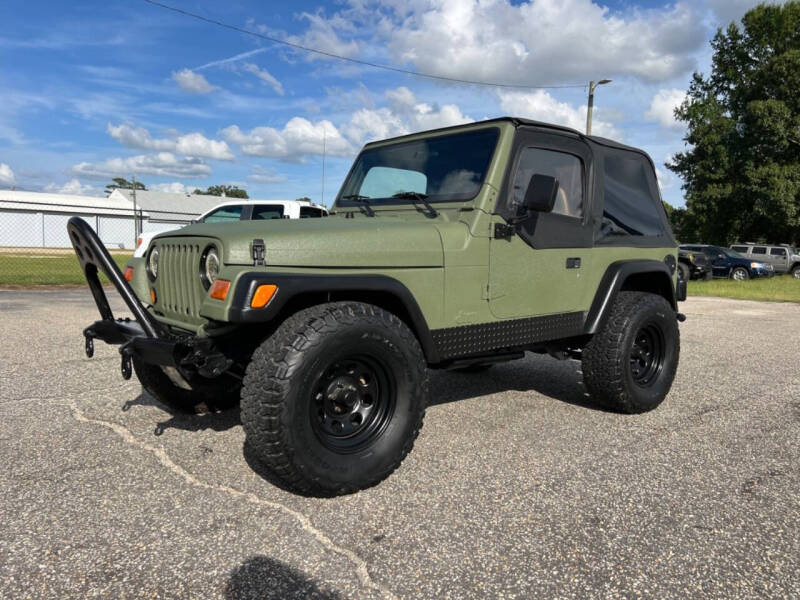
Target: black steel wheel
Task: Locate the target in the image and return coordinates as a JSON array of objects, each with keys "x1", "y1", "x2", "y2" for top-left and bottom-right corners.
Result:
[
  {"x1": 310, "y1": 356, "x2": 395, "y2": 453},
  {"x1": 582, "y1": 291, "x2": 679, "y2": 413},
  {"x1": 241, "y1": 302, "x2": 428, "y2": 496},
  {"x1": 629, "y1": 323, "x2": 665, "y2": 387}
]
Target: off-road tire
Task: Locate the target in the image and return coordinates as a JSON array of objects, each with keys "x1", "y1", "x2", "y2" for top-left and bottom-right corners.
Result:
[
  {"x1": 133, "y1": 357, "x2": 240, "y2": 414},
  {"x1": 677, "y1": 262, "x2": 690, "y2": 282},
  {"x1": 454, "y1": 363, "x2": 494, "y2": 374},
  {"x1": 791, "y1": 265, "x2": 800, "y2": 279},
  {"x1": 581, "y1": 291, "x2": 679, "y2": 414},
  {"x1": 731, "y1": 267, "x2": 749, "y2": 280},
  {"x1": 240, "y1": 302, "x2": 428, "y2": 496}
]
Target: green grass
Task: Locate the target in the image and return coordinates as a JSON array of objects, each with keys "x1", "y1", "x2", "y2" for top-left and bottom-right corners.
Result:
[
  {"x1": 688, "y1": 274, "x2": 800, "y2": 303},
  {"x1": 0, "y1": 252, "x2": 132, "y2": 286}
]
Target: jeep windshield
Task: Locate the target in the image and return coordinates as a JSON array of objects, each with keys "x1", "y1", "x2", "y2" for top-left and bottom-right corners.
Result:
[{"x1": 337, "y1": 128, "x2": 500, "y2": 207}]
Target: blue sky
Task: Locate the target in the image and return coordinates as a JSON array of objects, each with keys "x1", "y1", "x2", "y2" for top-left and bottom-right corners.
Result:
[{"x1": 0, "y1": 0, "x2": 776, "y2": 207}]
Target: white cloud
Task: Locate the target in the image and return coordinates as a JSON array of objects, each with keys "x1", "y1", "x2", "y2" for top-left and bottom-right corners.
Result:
[
  {"x1": 44, "y1": 178, "x2": 102, "y2": 196},
  {"x1": 645, "y1": 89, "x2": 686, "y2": 130},
  {"x1": 172, "y1": 69, "x2": 218, "y2": 94},
  {"x1": 150, "y1": 182, "x2": 191, "y2": 194},
  {"x1": 292, "y1": 0, "x2": 705, "y2": 86},
  {"x1": 655, "y1": 168, "x2": 676, "y2": 192},
  {"x1": 71, "y1": 153, "x2": 211, "y2": 179},
  {"x1": 242, "y1": 63, "x2": 284, "y2": 95},
  {"x1": 705, "y1": 0, "x2": 774, "y2": 26},
  {"x1": 0, "y1": 162, "x2": 15, "y2": 186},
  {"x1": 342, "y1": 86, "x2": 473, "y2": 144},
  {"x1": 498, "y1": 90, "x2": 621, "y2": 139},
  {"x1": 248, "y1": 167, "x2": 288, "y2": 184},
  {"x1": 107, "y1": 123, "x2": 234, "y2": 160},
  {"x1": 222, "y1": 118, "x2": 354, "y2": 162}
]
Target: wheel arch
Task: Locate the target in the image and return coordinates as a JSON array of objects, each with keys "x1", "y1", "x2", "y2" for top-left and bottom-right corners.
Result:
[
  {"x1": 585, "y1": 260, "x2": 676, "y2": 335},
  {"x1": 228, "y1": 273, "x2": 440, "y2": 363}
]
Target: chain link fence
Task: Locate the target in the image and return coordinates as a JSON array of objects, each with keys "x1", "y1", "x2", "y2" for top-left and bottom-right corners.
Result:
[{"x1": 0, "y1": 201, "x2": 200, "y2": 285}]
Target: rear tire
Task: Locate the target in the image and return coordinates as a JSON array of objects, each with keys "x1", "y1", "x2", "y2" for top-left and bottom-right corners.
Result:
[
  {"x1": 240, "y1": 302, "x2": 428, "y2": 496},
  {"x1": 133, "y1": 357, "x2": 240, "y2": 414},
  {"x1": 581, "y1": 291, "x2": 679, "y2": 414}
]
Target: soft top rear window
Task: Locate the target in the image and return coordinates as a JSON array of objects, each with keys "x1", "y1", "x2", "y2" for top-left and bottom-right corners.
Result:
[{"x1": 338, "y1": 128, "x2": 500, "y2": 206}]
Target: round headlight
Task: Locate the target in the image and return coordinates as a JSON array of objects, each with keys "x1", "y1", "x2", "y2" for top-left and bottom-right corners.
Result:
[
  {"x1": 148, "y1": 247, "x2": 159, "y2": 280},
  {"x1": 202, "y1": 246, "x2": 220, "y2": 288}
]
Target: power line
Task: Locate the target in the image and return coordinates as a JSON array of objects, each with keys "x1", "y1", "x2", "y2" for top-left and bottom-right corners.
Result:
[{"x1": 142, "y1": 0, "x2": 587, "y2": 90}]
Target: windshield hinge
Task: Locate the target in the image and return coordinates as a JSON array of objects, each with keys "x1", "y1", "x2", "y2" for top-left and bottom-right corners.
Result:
[
  {"x1": 252, "y1": 238, "x2": 265, "y2": 266},
  {"x1": 493, "y1": 223, "x2": 515, "y2": 240}
]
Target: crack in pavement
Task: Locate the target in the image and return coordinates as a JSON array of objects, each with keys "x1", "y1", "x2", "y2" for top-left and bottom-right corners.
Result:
[{"x1": 66, "y1": 399, "x2": 397, "y2": 600}]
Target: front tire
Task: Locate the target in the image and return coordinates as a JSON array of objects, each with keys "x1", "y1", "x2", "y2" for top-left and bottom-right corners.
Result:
[
  {"x1": 581, "y1": 292, "x2": 679, "y2": 414},
  {"x1": 791, "y1": 265, "x2": 800, "y2": 279},
  {"x1": 677, "y1": 262, "x2": 690, "y2": 282},
  {"x1": 240, "y1": 302, "x2": 428, "y2": 496},
  {"x1": 731, "y1": 267, "x2": 749, "y2": 280}
]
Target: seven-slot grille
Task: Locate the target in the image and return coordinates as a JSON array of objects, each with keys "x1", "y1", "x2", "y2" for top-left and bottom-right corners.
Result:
[{"x1": 156, "y1": 242, "x2": 205, "y2": 320}]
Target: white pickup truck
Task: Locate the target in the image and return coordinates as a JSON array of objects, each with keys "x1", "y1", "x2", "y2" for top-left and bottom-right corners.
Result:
[{"x1": 134, "y1": 199, "x2": 328, "y2": 258}]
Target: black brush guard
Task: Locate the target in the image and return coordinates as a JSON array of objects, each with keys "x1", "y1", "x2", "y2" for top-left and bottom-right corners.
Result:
[{"x1": 67, "y1": 217, "x2": 231, "y2": 382}]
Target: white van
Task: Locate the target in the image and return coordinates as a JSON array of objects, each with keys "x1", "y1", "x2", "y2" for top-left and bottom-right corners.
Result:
[{"x1": 134, "y1": 199, "x2": 327, "y2": 258}]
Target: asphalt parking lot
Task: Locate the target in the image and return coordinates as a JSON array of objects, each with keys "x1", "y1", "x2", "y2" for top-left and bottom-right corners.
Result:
[{"x1": 1, "y1": 289, "x2": 799, "y2": 599}]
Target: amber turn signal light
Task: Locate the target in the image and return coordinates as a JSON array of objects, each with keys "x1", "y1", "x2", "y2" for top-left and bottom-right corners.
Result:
[
  {"x1": 149, "y1": 288, "x2": 157, "y2": 304},
  {"x1": 209, "y1": 279, "x2": 231, "y2": 300},
  {"x1": 250, "y1": 284, "x2": 278, "y2": 309},
  {"x1": 123, "y1": 267, "x2": 134, "y2": 282}
]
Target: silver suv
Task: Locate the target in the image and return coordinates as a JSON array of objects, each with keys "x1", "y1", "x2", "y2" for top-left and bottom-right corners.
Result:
[{"x1": 729, "y1": 243, "x2": 800, "y2": 278}]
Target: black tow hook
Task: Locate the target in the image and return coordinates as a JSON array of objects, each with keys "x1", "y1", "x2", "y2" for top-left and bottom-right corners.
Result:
[
  {"x1": 84, "y1": 334, "x2": 94, "y2": 358},
  {"x1": 120, "y1": 346, "x2": 133, "y2": 380}
]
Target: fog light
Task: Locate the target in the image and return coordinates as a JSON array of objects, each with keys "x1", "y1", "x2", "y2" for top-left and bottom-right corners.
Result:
[
  {"x1": 250, "y1": 284, "x2": 278, "y2": 308},
  {"x1": 209, "y1": 279, "x2": 231, "y2": 300},
  {"x1": 124, "y1": 267, "x2": 134, "y2": 282}
]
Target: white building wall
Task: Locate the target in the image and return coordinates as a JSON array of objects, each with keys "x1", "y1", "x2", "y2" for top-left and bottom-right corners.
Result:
[{"x1": 0, "y1": 211, "x2": 138, "y2": 249}]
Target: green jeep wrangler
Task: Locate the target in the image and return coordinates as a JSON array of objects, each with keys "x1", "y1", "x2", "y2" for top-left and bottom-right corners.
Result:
[{"x1": 69, "y1": 117, "x2": 686, "y2": 495}]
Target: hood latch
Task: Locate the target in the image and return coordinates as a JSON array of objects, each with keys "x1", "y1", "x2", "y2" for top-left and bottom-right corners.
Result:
[{"x1": 252, "y1": 238, "x2": 265, "y2": 266}]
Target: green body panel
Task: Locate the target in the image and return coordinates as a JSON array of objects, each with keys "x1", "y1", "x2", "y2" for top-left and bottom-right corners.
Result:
[{"x1": 129, "y1": 119, "x2": 677, "y2": 342}]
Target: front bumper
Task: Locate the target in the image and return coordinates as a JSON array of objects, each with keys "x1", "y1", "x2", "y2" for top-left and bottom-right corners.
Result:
[{"x1": 67, "y1": 217, "x2": 231, "y2": 381}]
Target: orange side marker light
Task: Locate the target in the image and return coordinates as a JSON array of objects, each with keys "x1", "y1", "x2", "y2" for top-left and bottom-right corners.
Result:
[
  {"x1": 209, "y1": 279, "x2": 231, "y2": 300},
  {"x1": 250, "y1": 284, "x2": 278, "y2": 309},
  {"x1": 123, "y1": 267, "x2": 134, "y2": 282}
]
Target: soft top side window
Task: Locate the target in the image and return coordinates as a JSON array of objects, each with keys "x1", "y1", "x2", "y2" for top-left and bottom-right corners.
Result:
[{"x1": 598, "y1": 151, "x2": 664, "y2": 240}]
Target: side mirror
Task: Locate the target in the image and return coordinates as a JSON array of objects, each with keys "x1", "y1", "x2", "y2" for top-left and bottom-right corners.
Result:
[{"x1": 523, "y1": 174, "x2": 559, "y2": 213}]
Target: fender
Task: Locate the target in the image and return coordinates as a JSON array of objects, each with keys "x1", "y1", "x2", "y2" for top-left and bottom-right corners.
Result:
[
  {"x1": 584, "y1": 260, "x2": 677, "y2": 335},
  {"x1": 227, "y1": 272, "x2": 441, "y2": 362}
]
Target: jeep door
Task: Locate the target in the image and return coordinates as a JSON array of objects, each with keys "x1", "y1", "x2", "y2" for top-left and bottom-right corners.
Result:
[{"x1": 488, "y1": 132, "x2": 592, "y2": 318}]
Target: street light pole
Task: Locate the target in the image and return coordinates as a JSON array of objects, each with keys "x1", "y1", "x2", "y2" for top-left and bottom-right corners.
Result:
[{"x1": 586, "y1": 79, "x2": 612, "y2": 136}]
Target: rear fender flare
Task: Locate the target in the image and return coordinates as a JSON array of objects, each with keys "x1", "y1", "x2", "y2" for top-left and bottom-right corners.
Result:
[{"x1": 585, "y1": 260, "x2": 676, "y2": 335}]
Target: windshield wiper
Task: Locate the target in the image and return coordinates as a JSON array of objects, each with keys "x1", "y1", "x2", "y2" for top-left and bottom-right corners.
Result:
[
  {"x1": 392, "y1": 191, "x2": 438, "y2": 218},
  {"x1": 341, "y1": 194, "x2": 375, "y2": 217}
]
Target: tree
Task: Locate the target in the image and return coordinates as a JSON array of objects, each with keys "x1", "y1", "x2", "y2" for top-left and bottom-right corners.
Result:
[
  {"x1": 667, "y1": 2, "x2": 800, "y2": 245},
  {"x1": 192, "y1": 185, "x2": 249, "y2": 199},
  {"x1": 105, "y1": 177, "x2": 146, "y2": 196}
]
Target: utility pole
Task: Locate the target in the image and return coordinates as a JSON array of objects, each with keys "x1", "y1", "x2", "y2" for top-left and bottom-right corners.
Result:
[
  {"x1": 131, "y1": 175, "x2": 139, "y2": 242},
  {"x1": 321, "y1": 127, "x2": 326, "y2": 206},
  {"x1": 586, "y1": 79, "x2": 612, "y2": 136}
]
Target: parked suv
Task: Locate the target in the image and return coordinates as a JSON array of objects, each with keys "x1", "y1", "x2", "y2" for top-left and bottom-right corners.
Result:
[
  {"x1": 70, "y1": 117, "x2": 685, "y2": 495},
  {"x1": 133, "y1": 199, "x2": 328, "y2": 258},
  {"x1": 729, "y1": 243, "x2": 800, "y2": 278},
  {"x1": 680, "y1": 244, "x2": 773, "y2": 280}
]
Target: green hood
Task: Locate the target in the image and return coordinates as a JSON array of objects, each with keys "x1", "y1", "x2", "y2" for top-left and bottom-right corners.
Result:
[{"x1": 161, "y1": 217, "x2": 445, "y2": 268}]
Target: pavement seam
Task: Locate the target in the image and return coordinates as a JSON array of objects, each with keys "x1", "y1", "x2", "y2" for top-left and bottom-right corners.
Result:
[{"x1": 67, "y1": 399, "x2": 397, "y2": 600}]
